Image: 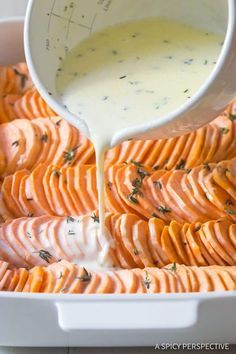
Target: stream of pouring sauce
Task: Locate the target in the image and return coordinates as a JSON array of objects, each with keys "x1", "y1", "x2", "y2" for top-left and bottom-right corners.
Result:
[{"x1": 56, "y1": 18, "x2": 223, "y2": 269}]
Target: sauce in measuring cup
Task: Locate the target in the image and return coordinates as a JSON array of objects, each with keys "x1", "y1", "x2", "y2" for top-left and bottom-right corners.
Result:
[{"x1": 56, "y1": 18, "x2": 223, "y2": 267}]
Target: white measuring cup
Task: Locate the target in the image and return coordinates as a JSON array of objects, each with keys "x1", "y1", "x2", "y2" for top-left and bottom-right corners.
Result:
[{"x1": 24, "y1": 0, "x2": 236, "y2": 145}]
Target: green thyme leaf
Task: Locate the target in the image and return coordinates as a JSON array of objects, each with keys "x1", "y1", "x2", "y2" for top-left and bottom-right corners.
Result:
[
  {"x1": 131, "y1": 160, "x2": 143, "y2": 167},
  {"x1": 220, "y1": 127, "x2": 229, "y2": 134},
  {"x1": 34, "y1": 249, "x2": 53, "y2": 263},
  {"x1": 157, "y1": 205, "x2": 172, "y2": 214},
  {"x1": 12, "y1": 140, "x2": 19, "y2": 147},
  {"x1": 144, "y1": 270, "x2": 151, "y2": 289},
  {"x1": 91, "y1": 213, "x2": 99, "y2": 223},
  {"x1": 228, "y1": 113, "x2": 236, "y2": 121},
  {"x1": 13, "y1": 68, "x2": 27, "y2": 89},
  {"x1": 153, "y1": 181, "x2": 162, "y2": 190},
  {"x1": 107, "y1": 181, "x2": 113, "y2": 191},
  {"x1": 203, "y1": 162, "x2": 211, "y2": 171},
  {"x1": 58, "y1": 272, "x2": 63, "y2": 280},
  {"x1": 226, "y1": 209, "x2": 236, "y2": 215},
  {"x1": 63, "y1": 145, "x2": 80, "y2": 163},
  {"x1": 41, "y1": 133, "x2": 48, "y2": 143},
  {"x1": 170, "y1": 262, "x2": 177, "y2": 272},
  {"x1": 175, "y1": 159, "x2": 186, "y2": 170},
  {"x1": 53, "y1": 170, "x2": 61, "y2": 177},
  {"x1": 56, "y1": 119, "x2": 62, "y2": 126},
  {"x1": 26, "y1": 231, "x2": 32, "y2": 238},
  {"x1": 225, "y1": 199, "x2": 234, "y2": 206},
  {"x1": 77, "y1": 267, "x2": 92, "y2": 282},
  {"x1": 67, "y1": 216, "x2": 75, "y2": 223}
]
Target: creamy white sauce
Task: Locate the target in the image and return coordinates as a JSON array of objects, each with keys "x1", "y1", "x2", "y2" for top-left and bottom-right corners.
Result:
[
  {"x1": 66, "y1": 215, "x2": 115, "y2": 269},
  {"x1": 56, "y1": 18, "x2": 223, "y2": 268}
]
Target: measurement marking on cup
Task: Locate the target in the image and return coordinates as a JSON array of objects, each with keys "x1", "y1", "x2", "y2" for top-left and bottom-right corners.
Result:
[
  {"x1": 66, "y1": 1, "x2": 76, "y2": 39},
  {"x1": 47, "y1": 0, "x2": 57, "y2": 33},
  {"x1": 47, "y1": 0, "x2": 97, "y2": 39},
  {"x1": 90, "y1": 14, "x2": 98, "y2": 35}
]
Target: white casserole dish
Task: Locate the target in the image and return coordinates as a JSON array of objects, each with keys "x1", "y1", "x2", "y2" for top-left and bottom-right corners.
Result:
[{"x1": 0, "y1": 7, "x2": 236, "y2": 349}]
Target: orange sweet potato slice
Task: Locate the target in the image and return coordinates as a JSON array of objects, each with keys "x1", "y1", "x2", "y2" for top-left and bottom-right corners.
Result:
[
  {"x1": 155, "y1": 137, "x2": 179, "y2": 169},
  {"x1": 213, "y1": 161, "x2": 236, "y2": 202},
  {"x1": 180, "y1": 223, "x2": 198, "y2": 266},
  {"x1": 115, "y1": 268, "x2": 139, "y2": 293},
  {"x1": 162, "y1": 268, "x2": 178, "y2": 293},
  {"x1": 144, "y1": 170, "x2": 169, "y2": 220},
  {"x1": 83, "y1": 272, "x2": 101, "y2": 294},
  {"x1": 40, "y1": 268, "x2": 56, "y2": 293},
  {"x1": 216, "y1": 267, "x2": 236, "y2": 291},
  {"x1": 184, "y1": 172, "x2": 210, "y2": 220},
  {"x1": 29, "y1": 163, "x2": 53, "y2": 215},
  {"x1": 96, "y1": 272, "x2": 115, "y2": 294},
  {"x1": 174, "y1": 265, "x2": 191, "y2": 292},
  {"x1": 7, "y1": 269, "x2": 20, "y2": 291},
  {"x1": 119, "y1": 213, "x2": 143, "y2": 268},
  {"x1": 105, "y1": 165, "x2": 135, "y2": 214},
  {"x1": 132, "y1": 269, "x2": 148, "y2": 294},
  {"x1": 213, "y1": 219, "x2": 236, "y2": 263},
  {"x1": 66, "y1": 166, "x2": 85, "y2": 214},
  {"x1": 1, "y1": 175, "x2": 21, "y2": 218},
  {"x1": 192, "y1": 166, "x2": 225, "y2": 220},
  {"x1": 191, "y1": 266, "x2": 213, "y2": 292},
  {"x1": 226, "y1": 158, "x2": 236, "y2": 189},
  {"x1": 23, "y1": 266, "x2": 44, "y2": 293},
  {"x1": 148, "y1": 217, "x2": 169, "y2": 267},
  {"x1": 161, "y1": 226, "x2": 182, "y2": 264},
  {"x1": 169, "y1": 170, "x2": 201, "y2": 222},
  {"x1": 18, "y1": 174, "x2": 39, "y2": 217},
  {"x1": 12, "y1": 119, "x2": 41, "y2": 170},
  {"x1": 187, "y1": 126, "x2": 206, "y2": 167},
  {"x1": 166, "y1": 134, "x2": 189, "y2": 170},
  {"x1": 150, "y1": 170, "x2": 181, "y2": 222},
  {"x1": 168, "y1": 221, "x2": 189, "y2": 264},
  {"x1": 58, "y1": 167, "x2": 77, "y2": 215},
  {"x1": 202, "y1": 221, "x2": 234, "y2": 265},
  {"x1": 43, "y1": 165, "x2": 56, "y2": 213},
  {"x1": 107, "y1": 270, "x2": 125, "y2": 293},
  {"x1": 143, "y1": 140, "x2": 166, "y2": 167},
  {"x1": 0, "y1": 122, "x2": 24, "y2": 175},
  {"x1": 74, "y1": 165, "x2": 97, "y2": 214},
  {"x1": 201, "y1": 125, "x2": 219, "y2": 164},
  {"x1": 31, "y1": 118, "x2": 51, "y2": 167},
  {"x1": 203, "y1": 267, "x2": 226, "y2": 291},
  {"x1": 212, "y1": 116, "x2": 235, "y2": 161},
  {"x1": 54, "y1": 261, "x2": 77, "y2": 293},
  {"x1": 229, "y1": 224, "x2": 236, "y2": 249},
  {"x1": 11, "y1": 170, "x2": 30, "y2": 216},
  {"x1": 86, "y1": 165, "x2": 98, "y2": 208},
  {"x1": 14, "y1": 268, "x2": 29, "y2": 292},
  {"x1": 51, "y1": 119, "x2": 74, "y2": 167},
  {"x1": 132, "y1": 219, "x2": 154, "y2": 267},
  {"x1": 203, "y1": 164, "x2": 235, "y2": 219},
  {"x1": 116, "y1": 164, "x2": 154, "y2": 218},
  {"x1": 179, "y1": 131, "x2": 196, "y2": 167},
  {"x1": 185, "y1": 223, "x2": 207, "y2": 266},
  {"x1": 198, "y1": 225, "x2": 226, "y2": 265},
  {"x1": 111, "y1": 214, "x2": 137, "y2": 268},
  {"x1": 42, "y1": 118, "x2": 60, "y2": 166}
]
